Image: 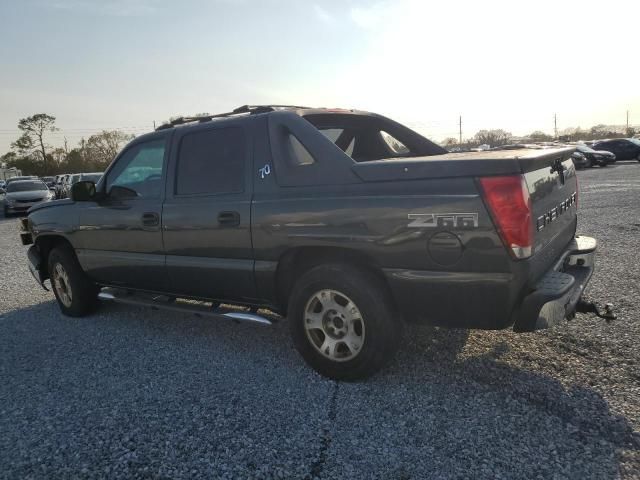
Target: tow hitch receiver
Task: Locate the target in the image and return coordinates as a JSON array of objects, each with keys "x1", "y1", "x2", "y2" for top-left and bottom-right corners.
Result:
[{"x1": 575, "y1": 300, "x2": 616, "y2": 322}]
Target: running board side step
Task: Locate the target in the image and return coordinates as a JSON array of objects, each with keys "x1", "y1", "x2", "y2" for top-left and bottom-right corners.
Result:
[{"x1": 97, "y1": 288, "x2": 272, "y2": 326}]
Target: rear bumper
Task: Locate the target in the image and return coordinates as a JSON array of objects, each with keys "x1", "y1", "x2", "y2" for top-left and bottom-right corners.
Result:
[
  {"x1": 511, "y1": 235, "x2": 596, "y2": 332},
  {"x1": 383, "y1": 235, "x2": 596, "y2": 331}
]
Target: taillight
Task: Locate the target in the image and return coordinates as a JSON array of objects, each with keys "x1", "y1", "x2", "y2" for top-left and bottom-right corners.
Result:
[{"x1": 479, "y1": 175, "x2": 533, "y2": 259}]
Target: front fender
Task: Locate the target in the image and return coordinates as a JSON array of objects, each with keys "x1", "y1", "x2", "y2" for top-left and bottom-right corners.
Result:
[{"x1": 27, "y1": 245, "x2": 49, "y2": 291}]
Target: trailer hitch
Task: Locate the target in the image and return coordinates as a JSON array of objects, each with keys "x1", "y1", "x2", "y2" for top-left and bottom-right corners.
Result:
[{"x1": 575, "y1": 300, "x2": 616, "y2": 322}]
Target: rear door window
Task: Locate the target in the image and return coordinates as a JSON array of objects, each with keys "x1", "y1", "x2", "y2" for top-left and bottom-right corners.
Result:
[{"x1": 175, "y1": 127, "x2": 245, "y2": 196}]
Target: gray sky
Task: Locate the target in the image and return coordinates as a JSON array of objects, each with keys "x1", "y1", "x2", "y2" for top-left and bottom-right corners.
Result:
[{"x1": 1, "y1": 0, "x2": 639, "y2": 153}]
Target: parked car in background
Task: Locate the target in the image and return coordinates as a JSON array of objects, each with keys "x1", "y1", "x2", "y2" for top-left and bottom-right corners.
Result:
[
  {"x1": 3, "y1": 179, "x2": 54, "y2": 217},
  {"x1": 77, "y1": 172, "x2": 103, "y2": 184},
  {"x1": 5, "y1": 176, "x2": 38, "y2": 187},
  {"x1": 574, "y1": 144, "x2": 616, "y2": 167},
  {"x1": 60, "y1": 174, "x2": 79, "y2": 199},
  {"x1": 55, "y1": 175, "x2": 69, "y2": 199},
  {"x1": 0, "y1": 180, "x2": 5, "y2": 191},
  {"x1": 570, "y1": 151, "x2": 591, "y2": 169},
  {"x1": 61, "y1": 173, "x2": 103, "y2": 199},
  {"x1": 592, "y1": 138, "x2": 640, "y2": 161},
  {"x1": 41, "y1": 176, "x2": 56, "y2": 190}
]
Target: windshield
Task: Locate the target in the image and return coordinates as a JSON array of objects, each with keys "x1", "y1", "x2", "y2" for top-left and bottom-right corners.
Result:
[
  {"x1": 6, "y1": 181, "x2": 48, "y2": 192},
  {"x1": 629, "y1": 138, "x2": 640, "y2": 146}
]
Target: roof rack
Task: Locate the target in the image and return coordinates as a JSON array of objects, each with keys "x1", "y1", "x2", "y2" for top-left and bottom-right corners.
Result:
[{"x1": 155, "y1": 104, "x2": 312, "y2": 130}]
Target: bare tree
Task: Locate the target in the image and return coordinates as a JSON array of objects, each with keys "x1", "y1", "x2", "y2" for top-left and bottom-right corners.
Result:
[
  {"x1": 11, "y1": 113, "x2": 58, "y2": 171},
  {"x1": 85, "y1": 130, "x2": 135, "y2": 169},
  {"x1": 473, "y1": 129, "x2": 512, "y2": 147},
  {"x1": 527, "y1": 131, "x2": 554, "y2": 142}
]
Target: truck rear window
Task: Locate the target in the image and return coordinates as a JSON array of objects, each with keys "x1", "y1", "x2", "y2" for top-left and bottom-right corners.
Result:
[{"x1": 305, "y1": 113, "x2": 445, "y2": 162}]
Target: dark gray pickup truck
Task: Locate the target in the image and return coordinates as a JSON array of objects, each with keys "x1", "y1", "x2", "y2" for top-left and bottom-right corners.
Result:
[{"x1": 20, "y1": 105, "x2": 601, "y2": 379}]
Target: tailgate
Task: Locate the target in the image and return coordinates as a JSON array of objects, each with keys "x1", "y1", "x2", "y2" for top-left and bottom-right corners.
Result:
[{"x1": 524, "y1": 157, "x2": 577, "y2": 257}]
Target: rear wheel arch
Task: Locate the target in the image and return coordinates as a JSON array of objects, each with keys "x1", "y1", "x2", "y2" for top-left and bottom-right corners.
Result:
[{"x1": 274, "y1": 247, "x2": 396, "y2": 315}]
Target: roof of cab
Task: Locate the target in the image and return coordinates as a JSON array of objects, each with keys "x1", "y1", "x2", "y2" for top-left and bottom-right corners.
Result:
[{"x1": 154, "y1": 105, "x2": 375, "y2": 132}]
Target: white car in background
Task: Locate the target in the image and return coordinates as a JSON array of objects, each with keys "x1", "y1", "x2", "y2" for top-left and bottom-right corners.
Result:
[{"x1": 3, "y1": 179, "x2": 55, "y2": 217}]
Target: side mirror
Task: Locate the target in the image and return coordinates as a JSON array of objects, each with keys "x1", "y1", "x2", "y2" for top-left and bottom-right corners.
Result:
[
  {"x1": 70, "y1": 181, "x2": 96, "y2": 202},
  {"x1": 108, "y1": 185, "x2": 138, "y2": 199}
]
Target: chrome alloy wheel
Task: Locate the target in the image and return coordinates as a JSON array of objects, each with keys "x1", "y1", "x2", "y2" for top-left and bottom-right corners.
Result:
[
  {"x1": 303, "y1": 289, "x2": 365, "y2": 362},
  {"x1": 52, "y1": 263, "x2": 73, "y2": 308}
]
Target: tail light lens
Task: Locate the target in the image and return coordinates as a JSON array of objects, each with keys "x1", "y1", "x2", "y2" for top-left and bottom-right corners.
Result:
[{"x1": 479, "y1": 175, "x2": 533, "y2": 259}]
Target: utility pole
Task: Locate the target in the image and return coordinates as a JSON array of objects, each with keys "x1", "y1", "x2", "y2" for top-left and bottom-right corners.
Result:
[
  {"x1": 459, "y1": 115, "x2": 462, "y2": 145},
  {"x1": 554, "y1": 113, "x2": 558, "y2": 139},
  {"x1": 626, "y1": 110, "x2": 629, "y2": 133},
  {"x1": 153, "y1": 120, "x2": 156, "y2": 130}
]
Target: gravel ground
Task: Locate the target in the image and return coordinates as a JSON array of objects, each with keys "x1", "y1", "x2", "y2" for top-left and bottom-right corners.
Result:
[{"x1": 1, "y1": 163, "x2": 639, "y2": 479}]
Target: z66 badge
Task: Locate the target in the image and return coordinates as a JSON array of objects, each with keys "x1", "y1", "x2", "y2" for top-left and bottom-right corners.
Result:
[{"x1": 407, "y1": 213, "x2": 478, "y2": 228}]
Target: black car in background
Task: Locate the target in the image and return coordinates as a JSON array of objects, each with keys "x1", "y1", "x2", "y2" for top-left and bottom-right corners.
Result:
[
  {"x1": 570, "y1": 151, "x2": 590, "y2": 169},
  {"x1": 592, "y1": 138, "x2": 640, "y2": 161},
  {"x1": 574, "y1": 144, "x2": 615, "y2": 167}
]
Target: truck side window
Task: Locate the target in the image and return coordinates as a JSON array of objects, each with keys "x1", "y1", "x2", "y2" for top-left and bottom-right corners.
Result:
[
  {"x1": 286, "y1": 133, "x2": 315, "y2": 166},
  {"x1": 106, "y1": 139, "x2": 166, "y2": 198},
  {"x1": 176, "y1": 127, "x2": 244, "y2": 196}
]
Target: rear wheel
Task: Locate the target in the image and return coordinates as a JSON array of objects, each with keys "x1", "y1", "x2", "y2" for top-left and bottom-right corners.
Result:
[
  {"x1": 48, "y1": 246, "x2": 99, "y2": 317},
  {"x1": 288, "y1": 264, "x2": 402, "y2": 381}
]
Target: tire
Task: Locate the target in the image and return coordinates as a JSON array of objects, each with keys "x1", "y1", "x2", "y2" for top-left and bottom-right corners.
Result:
[
  {"x1": 288, "y1": 264, "x2": 402, "y2": 381},
  {"x1": 48, "y1": 245, "x2": 99, "y2": 317},
  {"x1": 3, "y1": 206, "x2": 9, "y2": 218},
  {"x1": 636, "y1": 153, "x2": 640, "y2": 162}
]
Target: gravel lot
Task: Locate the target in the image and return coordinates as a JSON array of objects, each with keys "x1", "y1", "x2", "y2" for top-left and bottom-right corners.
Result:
[{"x1": 1, "y1": 163, "x2": 639, "y2": 479}]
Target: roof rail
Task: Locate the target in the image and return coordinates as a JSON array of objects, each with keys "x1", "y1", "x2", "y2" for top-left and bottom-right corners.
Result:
[{"x1": 155, "y1": 104, "x2": 312, "y2": 130}]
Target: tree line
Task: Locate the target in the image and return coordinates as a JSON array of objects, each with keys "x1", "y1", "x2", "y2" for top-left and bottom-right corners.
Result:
[
  {"x1": 442, "y1": 124, "x2": 637, "y2": 149},
  {"x1": 0, "y1": 113, "x2": 134, "y2": 176}
]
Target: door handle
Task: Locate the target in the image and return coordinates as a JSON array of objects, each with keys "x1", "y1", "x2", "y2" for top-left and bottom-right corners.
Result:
[
  {"x1": 218, "y1": 211, "x2": 240, "y2": 227},
  {"x1": 142, "y1": 212, "x2": 160, "y2": 227}
]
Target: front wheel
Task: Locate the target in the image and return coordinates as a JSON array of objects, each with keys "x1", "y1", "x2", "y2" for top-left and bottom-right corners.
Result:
[
  {"x1": 288, "y1": 264, "x2": 402, "y2": 381},
  {"x1": 48, "y1": 245, "x2": 99, "y2": 317}
]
